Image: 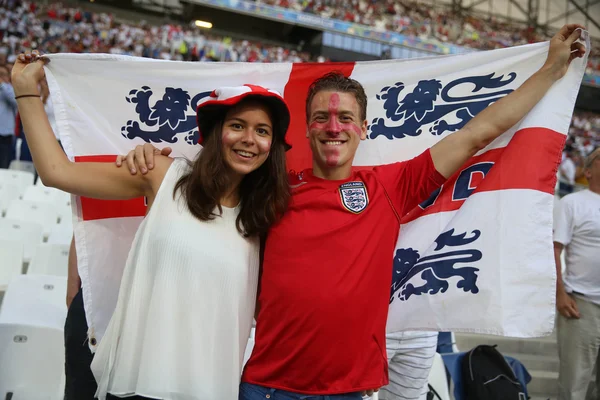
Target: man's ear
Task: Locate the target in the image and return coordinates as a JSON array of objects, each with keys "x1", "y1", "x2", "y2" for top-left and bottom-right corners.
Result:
[{"x1": 360, "y1": 119, "x2": 368, "y2": 140}]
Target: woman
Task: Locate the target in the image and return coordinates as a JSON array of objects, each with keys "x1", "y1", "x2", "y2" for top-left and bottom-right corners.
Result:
[{"x1": 12, "y1": 51, "x2": 291, "y2": 399}]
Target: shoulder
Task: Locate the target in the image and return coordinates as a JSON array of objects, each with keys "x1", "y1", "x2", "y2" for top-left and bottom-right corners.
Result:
[{"x1": 559, "y1": 191, "x2": 587, "y2": 212}]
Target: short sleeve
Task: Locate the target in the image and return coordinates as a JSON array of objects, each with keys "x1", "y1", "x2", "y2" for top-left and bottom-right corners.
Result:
[
  {"x1": 373, "y1": 149, "x2": 447, "y2": 217},
  {"x1": 554, "y1": 196, "x2": 574, "y2": 246}
]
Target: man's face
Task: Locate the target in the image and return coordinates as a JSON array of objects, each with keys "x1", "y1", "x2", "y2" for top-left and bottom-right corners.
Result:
[{"x1": 306, "y1": 90, "x2": 367, "y2": 172}]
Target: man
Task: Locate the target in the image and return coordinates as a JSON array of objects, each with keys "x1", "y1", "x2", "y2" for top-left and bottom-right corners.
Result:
[
  {"x1": 559, "y1": 150, "x2": 578, "y2": 197},
  {"x1": 122, "y1": 25, "x2": 584, "y2": 399},
  {"x1": 0, "y1": 64, "x2": 17, "y2": 168},
  {"x1": 554, "y1": 147, "x2": 600, "y2": 400},
  {"x1": 377, "y1": 331, "x2": 439, "y2": 400}
]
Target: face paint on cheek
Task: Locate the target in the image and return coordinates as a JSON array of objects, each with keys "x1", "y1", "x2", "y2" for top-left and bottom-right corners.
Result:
[{"x1": 343, "y1": 123, "x2": 362, "y2": 136}]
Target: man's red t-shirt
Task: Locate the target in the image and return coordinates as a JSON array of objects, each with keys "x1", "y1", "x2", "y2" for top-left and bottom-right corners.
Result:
[{"x1": 242, "y1": 150, "x2": 446, "y2": 394}]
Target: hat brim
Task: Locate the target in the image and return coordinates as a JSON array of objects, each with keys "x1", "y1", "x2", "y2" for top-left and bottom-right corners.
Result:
[{"x1": 196, "y1": 93, "x2": 292, "y2": 151}]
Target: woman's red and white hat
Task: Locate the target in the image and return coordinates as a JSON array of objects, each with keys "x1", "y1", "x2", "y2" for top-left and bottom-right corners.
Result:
[{"x1": 196, "y1": 84, "x2": 292, "y2": 150}]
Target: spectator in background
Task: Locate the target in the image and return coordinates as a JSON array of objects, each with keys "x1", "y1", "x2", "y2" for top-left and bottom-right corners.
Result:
[
  {"x1": 554, "y1": 147, "x2": 600, "y2": 400},
  {"x1": 559, "y1": 150, "x2": 578, "y2": 197},
  {"x1": 377, "y1": 331, "x2": 438, "y2": 400},
  {"x1": 0, "y1": 63, "x2": 16, "y2": 168}
]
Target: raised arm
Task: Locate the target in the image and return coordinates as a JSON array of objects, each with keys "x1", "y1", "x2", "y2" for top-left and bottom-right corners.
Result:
[
  {"x1": 430, "y1": 24, "x2": 586, "y2": 178},
  {"x1": 12, "y1": 52, "x2": 168, "y2": 200}
]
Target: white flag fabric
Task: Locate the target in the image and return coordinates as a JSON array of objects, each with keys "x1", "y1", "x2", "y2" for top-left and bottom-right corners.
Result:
[{"x1": 44, "y1": 34, "x2": 589, "y2": 348}]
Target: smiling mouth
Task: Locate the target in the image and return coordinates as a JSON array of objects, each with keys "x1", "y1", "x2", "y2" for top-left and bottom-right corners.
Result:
[
  {"x1": 320, "y1": 140, "x2": 346, "y2": 146},
  {"x1": 234, "y1": 150, "x2": 256, "y2": 159}
]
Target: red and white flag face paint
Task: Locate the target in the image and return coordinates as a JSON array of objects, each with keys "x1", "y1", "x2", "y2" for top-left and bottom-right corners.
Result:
[{"x1": 45, "y1": 35, "x2": 589, "y2": 346}]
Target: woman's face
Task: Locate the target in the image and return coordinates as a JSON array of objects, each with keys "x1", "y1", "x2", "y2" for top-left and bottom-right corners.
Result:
[{"x1": 221, "y1": 100, "x2": 274, "y2": 177}]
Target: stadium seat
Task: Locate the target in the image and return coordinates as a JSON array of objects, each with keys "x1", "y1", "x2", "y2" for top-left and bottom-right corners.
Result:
[
  {"x1": 0, "y1": 240, "x2": 24, "y2": 291},
  {"x1": 427, "y1": 353, "x2": 451, "y2": 400},
  {"x1": 0, "y1": 219, "x2": 44, "y2": 264},
  {"x1": 47, "y1": 223, "x2": 74, "y2": 246},
  {"x1": 22, "y1": 185, "x2": 67, "y2": 206},
  {"x1": 243, "y1": 328, "x2": 256, "y2": 366},
  {"x1": 0, "y1": 275, "x2": 67, "y2": 330},
  {"x1": 5, "y1": 199, "x2": 59, "y2": 237},
  {"x1": 9, "y1": 160, "x2": 36, "y2": 176},
  {"x1": 0, "y1": 169, "x2": 34, "y2": 196},
  {"x1": 0, "y1": 323, "x2": 64, "y2": 399},
  {"x1": 27, "y1": 243, "x2": 69, "y2": 277},
  {"x1": 0, "y1": 182, "x2": 20, "y2": 216},
  {"x1": 57, "y1": 203, "x2": 74, "y2": 225}
]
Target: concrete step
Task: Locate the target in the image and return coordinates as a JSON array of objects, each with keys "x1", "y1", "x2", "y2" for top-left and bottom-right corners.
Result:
[
  {"x1": 528, "y1": 370, "x2": 559, "y2": 397},
  {"x1": 455, "y1": 333, "x2": 558, "y2": 358},
  {"x1": 505, "y1": 353, "x2": 560, "y2": 373}
]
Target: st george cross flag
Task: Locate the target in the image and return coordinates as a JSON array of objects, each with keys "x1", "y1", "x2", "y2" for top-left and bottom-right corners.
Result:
[{"x1": 44, "y1": 34, "x2": 589, "y2": 348}]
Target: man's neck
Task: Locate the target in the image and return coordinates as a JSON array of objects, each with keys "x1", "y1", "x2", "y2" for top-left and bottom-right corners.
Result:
[
  {"x1": 312, "y1": 162, "x2": 352, "y2": 181},
  {"x1": 588, "y1": 182, "x2": 600, "y2": 196}
]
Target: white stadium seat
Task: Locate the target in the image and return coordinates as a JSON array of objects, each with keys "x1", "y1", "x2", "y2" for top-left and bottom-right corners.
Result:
[
  {"x1": 0, "y1": 323, "x2": 64, "y2": 399},
  {"x1": 9, "y1": 160, "x2": 36, "y2": 176},
  {"x1": 0, "y1": 240, "x2": 24, "y2": 291},
  {"x1": 22, "y1": 185, "x2": 65, "y2": 206},
  {"x1": 0, "y1": 275, "x2": 67, "y2": 330},
  {"x1": 0, "y1": 169, "x2": 33, "y2": 197},
  {"x1": 57, "y1": 203, "x2": 74, "y2": 225},
  {"x1": 0, "y1": 219, "x2": 44, "y2": 263},
  {"x1": 5, "y1": 200, "x2": 58, "y2": 237},
  {"x1": 0, "y1": 182, "x2": 20, "y2": 216},
  {"x1": 47, "y1": 223, "x2": 74, "y2": 246},
  {"x1": 427, "y1": 353, "x2": 451, "y2": 400},
  {"x1": 27, "y1": 243, "x2": 69, "y2": 277}
]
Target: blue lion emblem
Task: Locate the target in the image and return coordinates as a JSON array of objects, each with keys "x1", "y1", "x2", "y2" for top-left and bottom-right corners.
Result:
[
  {"x1": 390, "y1": 228, "x2": 482, "y2": 303},
  {"x1": 369, "y1": 73, "x2": 517, "y2": 139},
  {"x1": 121, "y1": 87, "x2": 212, "y2": 144}
]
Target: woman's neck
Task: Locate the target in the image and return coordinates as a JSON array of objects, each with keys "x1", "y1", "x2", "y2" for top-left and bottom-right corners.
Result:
[{"x1": 220, "y1": 174, "x2": 243, "y2": 208}]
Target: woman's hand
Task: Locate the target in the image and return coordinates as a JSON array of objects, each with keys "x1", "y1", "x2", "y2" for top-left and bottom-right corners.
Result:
[
  {"x1": 11, "y1": 50, "x2": 49, "y2": 96},
  {"x1": 542, "y1": 24, "x2": 586, "y2": 81}
]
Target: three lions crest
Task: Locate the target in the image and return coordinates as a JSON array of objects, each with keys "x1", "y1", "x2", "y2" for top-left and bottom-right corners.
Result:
[
  {"x1": 369, "y1": 72, "x2": 517, "y2": 139},
  {"x1": 121, "y1": 87, "x2": 211, "y2": 145}
]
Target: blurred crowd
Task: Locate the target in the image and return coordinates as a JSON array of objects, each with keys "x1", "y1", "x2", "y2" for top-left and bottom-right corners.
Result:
[
  {"x1": 0, "y1": 1, "x2": 318, "y2": 63},
  {"x1": 558, "y1": 110, "x2": 600, "y2": 191},
  {"x1": 259, "y1": 0, "x2": 600, "y2": 75}
]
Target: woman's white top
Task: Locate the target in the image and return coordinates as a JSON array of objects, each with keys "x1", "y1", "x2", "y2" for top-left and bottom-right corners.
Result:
[{"x1": 91, "y1": 158, "x2": 259, "y2": 400}]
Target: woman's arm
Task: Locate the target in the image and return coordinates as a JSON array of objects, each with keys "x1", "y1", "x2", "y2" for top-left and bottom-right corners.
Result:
[{"x1": 13, "y1": 52, "x2": 166, "y2": 200}]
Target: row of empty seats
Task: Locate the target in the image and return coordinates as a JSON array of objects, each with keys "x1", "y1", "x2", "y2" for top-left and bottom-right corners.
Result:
[
  {"x1": 0, "y1": 168, "x2": 73, "y2": 290},
  {"x1": 0, "y1": 166, "x2": 74, "y2": 397}
]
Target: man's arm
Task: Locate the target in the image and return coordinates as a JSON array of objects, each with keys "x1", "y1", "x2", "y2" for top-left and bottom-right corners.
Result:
[
  {"x1": 430, "y1": 24, "x2": 586, "y2": 178},
  {"x1": 554, "y1": 242, "x2": 580, "y2": 318},
  {"x1": 66, "y1": 235, "x2": 80, "y2": 308}
]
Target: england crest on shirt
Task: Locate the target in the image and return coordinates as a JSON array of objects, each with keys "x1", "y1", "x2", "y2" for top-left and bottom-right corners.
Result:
[{"x1": 339, "y1": 182, "x2": 369, "y2": 214}]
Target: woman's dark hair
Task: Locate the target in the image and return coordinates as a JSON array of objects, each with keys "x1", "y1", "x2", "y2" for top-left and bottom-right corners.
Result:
[{"x1": 173, "y1": 101, "x2": 290, "y2": 237}]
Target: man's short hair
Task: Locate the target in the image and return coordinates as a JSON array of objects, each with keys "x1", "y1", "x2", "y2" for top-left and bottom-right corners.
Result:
[
  {"x1": 584, "y1": 148, "x2": 600, "y2": 170},
  {"x1": 305, "y1": 72, "x2": 368, "y2": 122}
]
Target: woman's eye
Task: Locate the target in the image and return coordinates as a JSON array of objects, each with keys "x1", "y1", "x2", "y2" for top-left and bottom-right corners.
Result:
[
  {"x1": 257, "y1": 128, "x2": 271, "y2": 135},
  {"x1": 231, "y1": 123, "x2": 243, "y2": 129}
]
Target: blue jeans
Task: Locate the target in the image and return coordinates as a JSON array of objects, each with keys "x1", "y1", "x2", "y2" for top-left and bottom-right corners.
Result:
[{"x1": 239, "y1": 383, "x2": 363, "y2": 400}]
